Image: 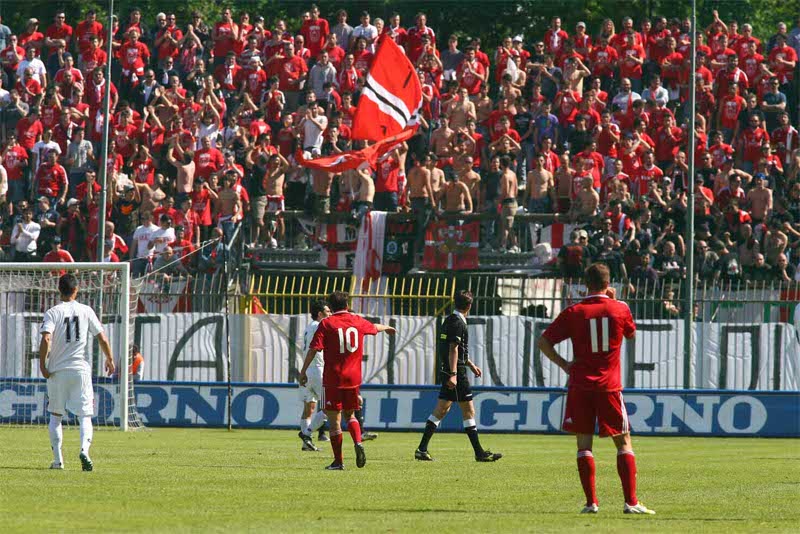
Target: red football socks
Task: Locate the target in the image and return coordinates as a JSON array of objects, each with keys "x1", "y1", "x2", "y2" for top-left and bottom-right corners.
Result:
[
  {"x1": 347, "y1": 417, "x2": 362, "y2": 445},
  {"x1": 330, "y1": 429, "x2": 343, "y2": 464},
  {"x1": 577, "y1": 449, "x2": 597, "y2": 506},
  {"x1": 617, "y1": 450, "x2": 638, "y2": 505}
]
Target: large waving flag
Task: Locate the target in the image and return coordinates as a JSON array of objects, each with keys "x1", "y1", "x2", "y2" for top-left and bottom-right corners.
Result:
[
  {"x1": 297, "y1": 127, "x2": 416, "y2": 173},
  {"x1": 351, "y1": 35, "x2": 422, "y2": 141}
]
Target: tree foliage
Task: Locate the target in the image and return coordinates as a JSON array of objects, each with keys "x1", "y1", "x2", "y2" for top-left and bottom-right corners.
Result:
[{"x1": 0, "y1": 0, "x2": 795, "y2": 47}]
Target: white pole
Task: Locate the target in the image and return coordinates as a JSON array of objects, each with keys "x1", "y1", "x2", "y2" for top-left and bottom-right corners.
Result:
[{"x1": 119, "y1": 261, "x2": 130, "y2": 431}]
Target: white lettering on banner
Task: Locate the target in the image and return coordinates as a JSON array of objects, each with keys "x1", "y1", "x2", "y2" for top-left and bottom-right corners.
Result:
[
  {"x1": 360, "y1": 389, "x2": 386, "y2": 429},
  {"x1": 546, "y1": 394, "x2": 566, "y2": 430},
  {"x1": 654, "y1": 395, "x2": 720, "y2": 433},
  {"x1": 717, "y1": 395, "x2": 768, "y2": 434},
  {"x1": 474, "y1": 392, "x2": 521, "y2": 428},
  {"x1": 516, "y1": 393, "x2": 550, "y2": 431},
  {"x1": 386, "y1": 390, "x2": 424, "y2": 429},
  {"x1": 624, "y1": 395, "x2": 655, "y2": 432}
]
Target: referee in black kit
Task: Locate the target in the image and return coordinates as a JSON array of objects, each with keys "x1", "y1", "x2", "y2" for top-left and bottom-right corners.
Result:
[{"x1": 415, "y1": 290, "x2": 503, "y2": 462}]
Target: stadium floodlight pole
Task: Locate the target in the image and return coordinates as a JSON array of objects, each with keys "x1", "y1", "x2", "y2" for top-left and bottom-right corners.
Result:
[
  {"x1": 683, "y1": 0, "x2": 698, "y2": 389},
  {"x1": 224, "y1": 232, "x2": 233, "y2": 431},
  {"x1": 96, "y1": 0, "x2": 114, "y2": 263}
]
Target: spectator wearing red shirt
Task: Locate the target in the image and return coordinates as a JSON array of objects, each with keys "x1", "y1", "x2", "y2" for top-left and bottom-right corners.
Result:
[
  {"x1": 709, "y1": 34, "x2": 737, "y2": 75},
  {"x1": 18, "y1": 19, "x2": 44, "y2": 55},
  {"x1": 130, "y1": 145, "x2": 156, "y2": 187},
  {"x1": 768, "y1": 34, "x2": 797, "y2": 90},
  {"x1": 2, "y1": 134, "x2": 30, "y2": 202},
  {"x1": 16, "y1": 67, "x2": 42, "y2": 105},
  {"x1": 118, "y1": 28, "x2": 150, "y2": 92},
  {"x1": 268, "y1": 41, "x2": 308, "y2": 110},
  {"x1": 589, "y1": 36, "x2": 618, "y2": 89},
  {"x1": 75, "y1": 10, "x2": 104, "y2": 54},
  {"x1": 383, "y1": 13, "x2": 407, "y2": 47},
  {"x1": 324, "y1": 33, "x2": 346, "y2": 70},
  {"x1": 716, "y1": 84, "x2": 746, "y2": 143},
  {"x1": 633, "y1": 151, "x2": 664, "y2": 198},
  {"x1": 738, "y1": 40, "x2": 764, "y2": 81},
  {"x1": 738, "y1": 114, "x2": 770, "y2": 172},
  {"x1": 41, "y1": 237, "x2": 75, "y2": 263},
  {"x1": 212, "y1": 8, "x2": 240, "y2": 67},
  {"x1": 351, "y1": 37, "x2": 373, "y2": 75},
  {"x1": 1, "y1": 35, "x2": 25, "y2": 85},
  {"x1": 715, "y1": 54, "x2": 749, "y2": 102},
  {"x1": 194, "y1": 136, "x2": 224, "y2": 180},
  {"x1": 214, "y1": 52, "x2": 243, "y2": 98},
  {"x1": 300, "y1": 5, "x2": 330, "y2": 59},
  {"x1": 43, "y1": 12, "x2": 72, "y2": 59},
  {"x1": 770, "y1": 112, "x2": 798, "y2": 166},
  {"x1": 457, "y1": 47, "x2": 486, "y2": 96},
  {"x1": 715, "y1": 172, "x2": 748, "y2": 211},
  {"x1": 154, "y1": 14, "x2": 183, "y2": 61},
  {"x1": 618, "y1": 33, "x2": 645, "y2": 93},
  {"x1": 654, "y1": 115, "x2": 683, "y2": 169},
  {"x1": 34, "y1": 150, "x2": 68, "y2": 206},
  {"x1": 405, "y1": 13, "x2": 436, "y2": 61},
  {"x1": 16, "y1": 107, "x2": 44, "y2": 153},
  {"x1": 544, "y1": 16, "x2": 569, "y2": 54},
  {"x1": 84, "y1": 67, "x2": 118, "y2": 112}
]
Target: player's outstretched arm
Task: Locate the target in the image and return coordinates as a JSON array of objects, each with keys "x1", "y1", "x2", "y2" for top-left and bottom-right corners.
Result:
[
  {"x1": 537, "y1": 336, "x2": 571, "y2": 374},
  {"x1": 39, "y1": 333, "x2": 51, "y2": 379},
  {"x1": 375, "y1": 324, "x2": 396, "y2": 335},
  {"x1": 97, "y1": 332, "x2": 115, "y2": 376}
]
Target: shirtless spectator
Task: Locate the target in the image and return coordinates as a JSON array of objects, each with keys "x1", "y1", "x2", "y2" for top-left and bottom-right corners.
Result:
[
  {"x1": 406, "y1": 154, "x2": 435, "y2": 254},
  {"x1": 430, "y1": 116, "x2": 456, "y2": 158},
  {"x1": 497, "y1": 156, "x2": 519, "y2": 252},
  {"x1": 526, "y1": 153, "x2": 555, "y2": 213},
  {"x1": 351, "y1": 167, "x2": 375, "y2": 221},
  {"x1": 446, "y1": 86, "x2": 477, "y2": 130},
  {"x1": 439, "y1": 169, "x2": 472, "y2": 216},
  {"x1": 745, "y1": 174, "x2": 773, "y2": 223},
  {"x1": 217, "y1": 171, "x2": 242, "y2": 243},
  {"x1": 571, "y1": 175, "x2": 600, "y2": 222},
  {"x1": 248, "y1": 151, "x2": 288, "y2": 247},
  {"x1": 554, "y1": 152, "x2": 574, "y2": 213}
]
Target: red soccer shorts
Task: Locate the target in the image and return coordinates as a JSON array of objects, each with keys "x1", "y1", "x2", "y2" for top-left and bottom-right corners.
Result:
[
  {"x1": 322, "y1": 386, "x2": 361, "y2": 412},
  {"x1": 562, "y1": 388, "x2": 631, "y2": 437}
]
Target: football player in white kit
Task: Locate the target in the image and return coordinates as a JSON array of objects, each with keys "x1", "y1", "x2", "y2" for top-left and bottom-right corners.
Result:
[
  {"x1": 39, "y1": 274, "x2": 115, "y2": 471},
  {"x1": 298, "y1": 300, "x2": 331, "y2": 451}
]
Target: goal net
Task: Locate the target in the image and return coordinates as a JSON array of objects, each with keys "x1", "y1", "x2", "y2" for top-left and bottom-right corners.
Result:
[{"x1": 0, "y1": 263, "x2": 144, "y2": 431}]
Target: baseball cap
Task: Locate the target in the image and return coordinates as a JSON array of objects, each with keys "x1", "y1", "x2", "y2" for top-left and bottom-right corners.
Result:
[
  {"x1": 577, "y1": 21, "x2": 586, "y2": 28},
  {"x1": 37, "y1": 196, "x2": 49, "y2": 203},
  {"x1": 52, "y1": 236, "x2": 62, "y2": 244},
  {"x1": 512, "y1": 35, "x2": 523, "y2": 43},
  {"x1": 578, "y1": 229, "x2": 589, "y2": 239},
  {"x1": 67, "y1": 198, "x2": 79, "y2": 207}
]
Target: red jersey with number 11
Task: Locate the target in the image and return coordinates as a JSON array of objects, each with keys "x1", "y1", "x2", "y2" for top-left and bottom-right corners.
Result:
[
  {"x1": 542, "y1": 295, "x2": 635, "y2": 392},
  {"x1": 310, "y1": 310, "x2": 378, "y2": 388}
]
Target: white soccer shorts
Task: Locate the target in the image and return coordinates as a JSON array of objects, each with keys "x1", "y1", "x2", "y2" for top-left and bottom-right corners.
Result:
[
  {"x1": 46, "y1": 370, "x2": 94, "y2": 417},
  {"x1": 299, "y1": 367, "x2": 323, "y2": 403}
]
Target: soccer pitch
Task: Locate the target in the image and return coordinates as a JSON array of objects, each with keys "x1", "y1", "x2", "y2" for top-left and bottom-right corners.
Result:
[{"x1": 1, "y1": 428, "x2": 797, "y2": 533}]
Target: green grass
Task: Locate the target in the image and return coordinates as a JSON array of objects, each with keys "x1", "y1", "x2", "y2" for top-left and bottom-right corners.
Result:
[{"x1": 0, "y1": 428, "x2": 798, "y2": 533}]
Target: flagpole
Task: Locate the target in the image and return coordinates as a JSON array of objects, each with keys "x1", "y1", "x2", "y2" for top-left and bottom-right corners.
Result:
[
  {"x1": 97, "y1": 0, "x2": 114, "y2": 262},
  {"x1": 683, "y1": 0, "x2": 697, "y2": 389}
]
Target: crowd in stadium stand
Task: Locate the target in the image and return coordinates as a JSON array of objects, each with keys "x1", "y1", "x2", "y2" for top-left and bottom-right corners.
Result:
[{"x1": 0, "y1": 6, "x2": 798, "y2": 284}]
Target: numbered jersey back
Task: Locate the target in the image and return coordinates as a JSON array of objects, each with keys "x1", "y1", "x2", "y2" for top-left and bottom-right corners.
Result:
[
  {"x1": 310, "y1": 310, "x2": 378, "y2": 389},
  {"x1": 40, "y1": 300, "x2": 104, "y2": 374},
  {"x1": 542, "y1": 295, "x2": 635, "y2": 392}
]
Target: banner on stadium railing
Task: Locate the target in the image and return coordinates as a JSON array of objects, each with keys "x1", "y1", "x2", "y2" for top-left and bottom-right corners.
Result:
[
  {"x1": 2, "y1": 313, "x2": 799, "y2": 390},
  {"x1": 1, "y1": 381, "x2": 797, "y2": 437}
]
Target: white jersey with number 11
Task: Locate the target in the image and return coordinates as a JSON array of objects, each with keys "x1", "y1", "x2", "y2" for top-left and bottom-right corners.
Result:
[{"x1": 40, "y1": 301, "x2": 104, "y2": 374}]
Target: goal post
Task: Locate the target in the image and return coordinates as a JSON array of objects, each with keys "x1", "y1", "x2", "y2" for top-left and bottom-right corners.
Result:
[{"x1": 0, "y1": 262, "x2": 143, "y2": 431}]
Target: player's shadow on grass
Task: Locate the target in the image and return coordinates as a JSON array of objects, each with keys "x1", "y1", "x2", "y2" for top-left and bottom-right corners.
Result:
[
  {"x1": 352, "y1": 508, "x2": 472, "y2": 514},
  {"x1": 0, "y1": 466, "x2": 54, "y2": 471}
]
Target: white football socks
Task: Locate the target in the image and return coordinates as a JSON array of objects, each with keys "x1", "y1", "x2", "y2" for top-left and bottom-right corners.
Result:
[
  {"x1": 309, "y1": 410, "x2": 328, "y2": 433},
  {"x1": 79, "y1": 416, "x2": 93, "y2": 455},
  {"x1": 300, "y1": 418, "x2": 310, "y2": 435},
  {"x1": 48, "y1": 415, "x2": 63, "y2": 465}
]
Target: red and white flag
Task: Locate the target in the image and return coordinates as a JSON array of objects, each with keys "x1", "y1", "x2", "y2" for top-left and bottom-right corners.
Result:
[
  {"x1": 535, "y1": 222, "x2": 579, "y2": 252},
  {"x1": 351, "y1": 35, "x2": 422, "y2": 141},
  {"x1": 296, "y1": 127, "x2": 416, "y2": 173},
  {"x1": 423, "y1": 222, "x2": 480, "y2": 271}
]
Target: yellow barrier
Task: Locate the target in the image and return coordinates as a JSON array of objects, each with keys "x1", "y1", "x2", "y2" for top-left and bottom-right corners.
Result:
[{"x1": 246, "y1": 272, "x2": 456, "y2": 317}]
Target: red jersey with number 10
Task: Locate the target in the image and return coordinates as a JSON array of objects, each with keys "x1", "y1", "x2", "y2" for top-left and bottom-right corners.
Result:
[
  {"x1": 310, "y1": 310, "x2": 378, "y2": 388},
  {"x1": 542, "y1": 295, "x2": 635, "y2": 392}
]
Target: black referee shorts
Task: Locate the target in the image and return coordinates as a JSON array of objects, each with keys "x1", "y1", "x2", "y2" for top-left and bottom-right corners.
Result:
[{"x1": 438, "y1": 373, "x2": 473, "y2": 403}]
